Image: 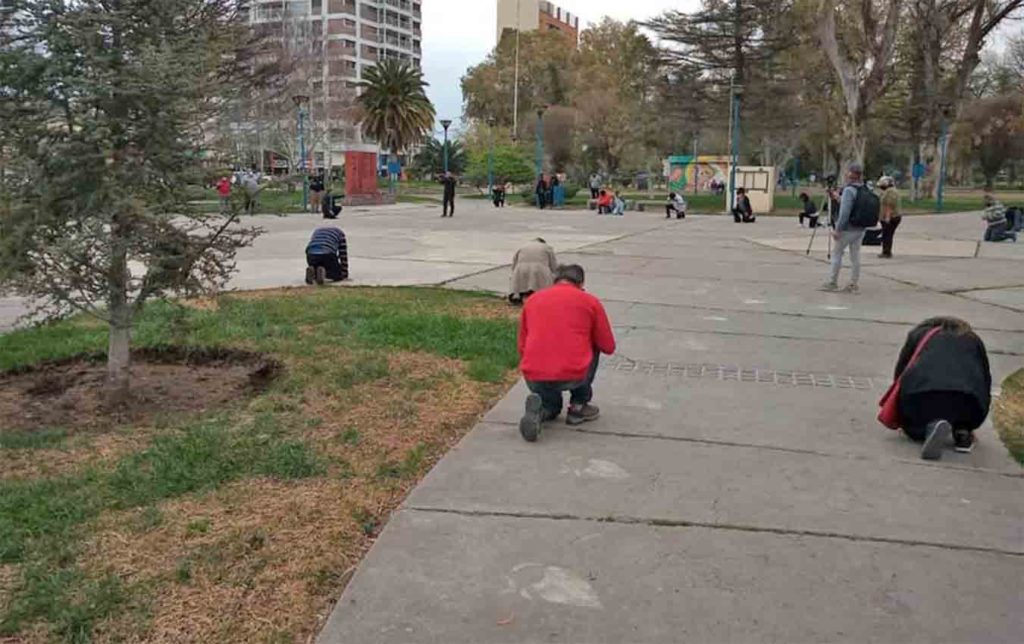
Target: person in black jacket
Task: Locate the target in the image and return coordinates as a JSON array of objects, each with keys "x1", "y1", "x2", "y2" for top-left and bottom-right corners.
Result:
[
  {"x1": 893, "y1": 316, "x2": 992, "y2": 459},
  {"x1": 440, "y1": 172, "x2": 456, "y2": 217}
]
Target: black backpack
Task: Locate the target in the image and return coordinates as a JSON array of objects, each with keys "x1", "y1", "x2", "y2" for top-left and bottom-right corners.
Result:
[{"x1": 848, "y1": 185, "x2": 880, "y2": 228}]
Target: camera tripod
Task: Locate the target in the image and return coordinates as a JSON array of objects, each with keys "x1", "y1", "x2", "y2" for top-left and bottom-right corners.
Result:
[{"x1": 806, "y1": 185, "x2": 836, "y2": 261}]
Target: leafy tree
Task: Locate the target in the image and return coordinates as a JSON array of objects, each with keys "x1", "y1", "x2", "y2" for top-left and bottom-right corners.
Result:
[
  {"x1": 0, "y1": 0, "x2": 262, "y2": 403},
  {"x1": 356, "y1": 59, "x2": 436, "y2": 174},
  {"x1": 464, "y1": 145, "x2": 534, "y2": 189},
  {"x1": 461, "y1": 29, "x2": 576, "y2": 136},
  {"x1": 410, "y1": 138, "x2": 467, "y2": 178},
  {"x1": 954, "y1": 94, "x2": 1024, "y2": 188}
]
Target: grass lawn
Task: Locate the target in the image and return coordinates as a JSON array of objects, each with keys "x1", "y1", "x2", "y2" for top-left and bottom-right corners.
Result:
[
  {"x1": 995, "y1": 369, "x2": 1024, "y2": 465},
  {"x1": 0, "y1": 287, "x2": 520, "y2": 642}
]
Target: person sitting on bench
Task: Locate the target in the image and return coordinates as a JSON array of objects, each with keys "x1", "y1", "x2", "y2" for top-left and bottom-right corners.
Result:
[
  {"x1": 798, "y1": 192, "x2": 819, "y2": 227},
  {"x1": 666, "y1": 192, "x2": 687, "y2": 219},
  {"x1": 305, "y1": 226, "x2": 349, "y2": 285},
  {"x1": 732, "y1": 188, "x2": 755, "y2": 223}
]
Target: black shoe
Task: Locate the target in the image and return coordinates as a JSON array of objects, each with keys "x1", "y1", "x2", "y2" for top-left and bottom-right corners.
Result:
[
  {"x1": 566, "y1": 403, "x2": 600, "y2": 426},
  {"x1": 519, "y1": 394, "x2": 543, "y2": 442},
  {"x1": 953, "y1": 429, "x2": 975, "y2": 454},
  {"x1": 921, "y1": 420, "x2": 952, "y2": 460},
  {"x1": 315, "y1": 266, "x2": 326, "y2": 286},
  {"x1": 305, "y1": 267, "x2": 315, "y2": 285}
]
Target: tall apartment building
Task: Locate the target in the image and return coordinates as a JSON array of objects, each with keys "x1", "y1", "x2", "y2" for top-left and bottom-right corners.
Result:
[
  {"x1": 496, "y1": 0, "x2": 579, "y2": 43},
  {"x1": 246, "y1": 0, "x2": 423, "y2": 169}
]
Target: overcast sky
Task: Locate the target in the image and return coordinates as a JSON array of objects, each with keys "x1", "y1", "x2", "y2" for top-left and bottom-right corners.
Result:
[{"x1": 420, "y1": 0, "x2": 701, "y2": 138}]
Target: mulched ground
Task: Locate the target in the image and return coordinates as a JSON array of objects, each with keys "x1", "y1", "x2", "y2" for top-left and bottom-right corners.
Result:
[{"x1": 0, "y1": 349, "x2": 278, "y2": 432}]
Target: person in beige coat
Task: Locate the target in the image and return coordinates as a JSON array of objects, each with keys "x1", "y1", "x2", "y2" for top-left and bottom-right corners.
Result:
[{"x1": 509, "y1": 238, "x2": 558, "y2": 305}]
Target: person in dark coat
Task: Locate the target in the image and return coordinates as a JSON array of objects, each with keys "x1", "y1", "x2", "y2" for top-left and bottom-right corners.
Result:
[
  {"x1": 893, "y1": 316, "x2": 992, "y2": 459},
  {"x1": 732, "y1": 188, "x2": 755, "y2": 223},
  {"x1": 798, "y1": 192, "x2": 819, "y2": 228},
  {"x1": 321, "y1": 189, "x2": 342, "y2": 219},
  {"x1": 535, "y1": 175, "x2": 548, "y2": 210},
  {"x1": 440, "y1": 172, "x2": 457, "y2": 217}
]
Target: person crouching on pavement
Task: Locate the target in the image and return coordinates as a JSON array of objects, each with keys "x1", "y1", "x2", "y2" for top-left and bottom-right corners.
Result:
[
  {"x1": 798, "y1": 192, "x2": 819, "y2": 228},
  {"x1": 509, "y1": 238, "x2": 558, "y2": 305},
  {"x1": 517, "y1": 264, "x2": 616, "y2": 442},
  {"x1": 666, "y1": 192, "x2": 687, "y2": 219},
  {"x1": 886, "y1": 317, "x2": 991, "y2": 460},
  {"x1": 305, "y1": 226, "x2": 349, "y2": 285}
]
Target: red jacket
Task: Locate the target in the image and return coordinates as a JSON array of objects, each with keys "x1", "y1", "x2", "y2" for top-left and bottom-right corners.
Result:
[{"x1": 518, "y1": 282, "x2": 616, "y2": 382}]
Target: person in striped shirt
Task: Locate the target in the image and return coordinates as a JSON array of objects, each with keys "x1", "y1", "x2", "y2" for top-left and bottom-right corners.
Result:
[{"x1": 305, "y1": 226, "x2": 349, "y2": 285}]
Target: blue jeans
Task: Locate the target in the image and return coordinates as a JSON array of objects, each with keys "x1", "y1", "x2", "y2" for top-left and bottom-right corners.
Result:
[{"x1": 526, "y1": 353, "x2": 600, "y2": 415}]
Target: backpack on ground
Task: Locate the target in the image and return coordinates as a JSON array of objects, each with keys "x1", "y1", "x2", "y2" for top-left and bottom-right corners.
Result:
[{"x1": 849, "y1": 185, "x2": 880, "y2": 228}]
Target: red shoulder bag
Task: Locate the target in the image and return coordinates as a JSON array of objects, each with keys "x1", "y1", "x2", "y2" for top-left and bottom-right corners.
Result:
[{"x1": 877, "y1": 327, "x2": 942, "y2": 430}]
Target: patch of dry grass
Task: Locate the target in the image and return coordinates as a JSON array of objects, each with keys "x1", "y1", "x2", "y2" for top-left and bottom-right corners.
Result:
[
  {"x1": 1, "y1": 287, "x2": 518, "y2": 642},
  {"x1": 994, "y1": 369, "x2": 1024, "y2": 465}
]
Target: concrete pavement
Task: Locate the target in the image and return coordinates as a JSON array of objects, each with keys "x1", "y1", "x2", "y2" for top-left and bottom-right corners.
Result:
[{"x1": 317, "y1": 204, "x2": 1023, "y2": 643}]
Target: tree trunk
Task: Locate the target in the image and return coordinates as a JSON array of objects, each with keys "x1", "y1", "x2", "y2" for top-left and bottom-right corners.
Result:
[{"x1": 107, "y1": 215, "x2": 131, "y2": 406}]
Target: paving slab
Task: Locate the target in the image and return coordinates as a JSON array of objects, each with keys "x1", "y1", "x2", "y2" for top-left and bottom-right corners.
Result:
[
  {"x1": 318, "y1": 510, "x2": 1024, "y2": 644},
  {"x1": 407, "y1": 422, "x2": 1023, "y2": 551},
  {"x1": 482, "y1": 374, "x2": 1018, "y2": 473},
  {"x1": 977, "y1": 241, "x2": 1024, "y2": 260},
  {"x1": 960, "y1": 286, "x2": 1024, "y2": 312},
  {"x1": 864, "y1": 258, "x2": 1024, "y2": 292},
  {"x1": 756, "y1": 235, "x2": 979, "y2": 258}
]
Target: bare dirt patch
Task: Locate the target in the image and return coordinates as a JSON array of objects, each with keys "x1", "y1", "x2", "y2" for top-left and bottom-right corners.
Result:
[{"x1": 0, "y1": 347, "x2": 280, "y2": 433}]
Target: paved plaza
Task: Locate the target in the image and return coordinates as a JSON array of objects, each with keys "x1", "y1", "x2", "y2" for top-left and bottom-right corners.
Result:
[
  {"x1": 2, "y1": 200, "x2": 1022, "y2": 642},
  {"x1": 307, "y1": 201, "x2": 1021, "y2": 643}
]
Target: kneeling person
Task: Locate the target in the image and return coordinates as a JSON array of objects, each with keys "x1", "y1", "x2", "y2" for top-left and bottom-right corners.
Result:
[
  {"x1": 305, "y1": 226, "x2": 349, "y2": 285},
  {"x1": 517, "y1": 265, "x2": 617, "y2": 442}
]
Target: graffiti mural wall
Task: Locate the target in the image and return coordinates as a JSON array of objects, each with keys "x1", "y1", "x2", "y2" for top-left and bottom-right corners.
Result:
[{"x1": 664, "y1": 155, "x2": 731, "y2": 192}]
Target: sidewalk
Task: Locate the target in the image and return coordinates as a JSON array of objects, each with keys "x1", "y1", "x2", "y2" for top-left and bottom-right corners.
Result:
[{"x1": 318, "y1": 213, "x2": 1023, "y2": 643}]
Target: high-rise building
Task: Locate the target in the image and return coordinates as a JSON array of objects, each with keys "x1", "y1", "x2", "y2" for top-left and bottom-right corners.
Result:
[
  {"x1": 496, "y1": 0, "x2": 579, "y2": 43},
  {"x1": 246, "y1": 0, "x2": 423, "y2": 170}
]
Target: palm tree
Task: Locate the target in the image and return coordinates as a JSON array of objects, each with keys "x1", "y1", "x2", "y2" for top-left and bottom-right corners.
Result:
[{"x1": 356, "y1": 60, "x2": 436, "y2": 188}]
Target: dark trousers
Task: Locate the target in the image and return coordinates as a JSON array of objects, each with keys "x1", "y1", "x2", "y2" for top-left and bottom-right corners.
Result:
[
  {"x1": 666, "y1": 205, "x2": 684, "y2": 219},
  {"x1": 442, "y1": 194, "x2": 454, "y2": 216},
  {"x1": 536, "y1": 193, "x2": 546, "y2": 210},
  {"x1": 493, "y1": 191, "x2": 505, "y2": 207},
  {"x1": 799, "y1": 213, "x2": 819, "y2": 227},
  {"x1": 526, "y1": 353, "x2": 600, "y2": 416},
  {"x1": 984, "y1": 223, "x2": 1016, "y2": 242},
  {"x1": 733, "y1": 208, "x2": 754, "y2": 223},
  {"x1": 899, "y1": 391, "x2": 980, "y2": 442},
  {"x1": 306, "y1": 251, "x2": 348, "y2": 281},
  {"x1": 590, "y1": 187, "x2": 600, "y2": 199},
  {"x1": 881, "y1": 216, "x2": 902, "y2": 256}
]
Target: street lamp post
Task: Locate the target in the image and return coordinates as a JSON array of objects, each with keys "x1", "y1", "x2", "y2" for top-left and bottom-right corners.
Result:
[
  {"x1": 440, "y1": 119, "x2": 452, "y2": 174},
  {"x1": 293, "y1": 94, "x2": 310, "y2": 211},
  {"x1": 487, "y1": 117, "x2": 496, "y2": 199},
  {"x1": 728, "y1": 79, "x2": 743, "y2": 213},
  {"x1": 692, "y1": 136, "x2": 699, "y2": 195},
  {"x1": 936, "y1": 103, "x2": 953, "y2": 213},
  {"x1": 535, "y1": 106, "x2": 546, "y2": 182}
]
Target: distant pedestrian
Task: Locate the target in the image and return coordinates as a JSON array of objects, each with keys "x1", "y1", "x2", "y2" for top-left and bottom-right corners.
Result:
[
  {"x1": 440, "y1": 171, "x2": 456, "y2": 217},
  {"x1": 304, "y1": 226, "x2": 349, "y2": 285},
  {"x1": 879, "y1": 317, "x2": 991, "y2": 459},
  {"x1": 535, "y1": 175, "x2": 548, "y2": 210},
  {"x1": 878, "y1": 176, "x2": 902, "y2": 258},
  {"x1": 309, "y1": 172, "x2": 325, "y2": 213},
  {"x1": 321, "y1": 189, "x2": 342, "y2": 219},
  {"x1": 552, "y1": 175, "x2": 565, "y2": 208},
  {"x1": 241, "y1": 167, "x2": 262, "y2": 215},
  {"x1": 216, "y1": 176, "x2": 232, "y2": 213},
  {"x1": 821, "y1": 163, "x2": 878, "y2": 293},
  {"x1": 492, "y1": 179, "x2": 506, "y2": 208},
  {"x1": 517, "y1": 264, "x2": 617, "y2": 441},
  {"x1": 589, "y1": 173, "x2": 601, "y2": 199},
  {"x1": 666, "y1": 192, "x2": 687, "y2": 219},
  {"x1": 732, "y1": 188, "x2": 755, "y2": 223},
  {"x1": 798, "y1": 192, "x2": 818, "y2": 228},
  {"x1": 982, "y1": 195, "x2": 1018, "y2": 242},
  {"x1": 509, "y1": 238, "x2": 558, "y2": 305}
]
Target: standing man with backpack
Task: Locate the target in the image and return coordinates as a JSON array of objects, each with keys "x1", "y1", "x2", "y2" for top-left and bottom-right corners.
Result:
[{"x1": 822, "y1": 163, "x2": 878, "y2": 294}]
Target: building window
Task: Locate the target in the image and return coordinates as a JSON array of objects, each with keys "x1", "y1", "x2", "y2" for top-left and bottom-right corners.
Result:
[{"x1": 312, "y1": 0, "x2": 322, "y2": 13}]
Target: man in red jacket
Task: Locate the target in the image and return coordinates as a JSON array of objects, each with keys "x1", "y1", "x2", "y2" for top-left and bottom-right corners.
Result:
[{"x1": 517, "y1": 264, "x2": 617, "y2": 442}]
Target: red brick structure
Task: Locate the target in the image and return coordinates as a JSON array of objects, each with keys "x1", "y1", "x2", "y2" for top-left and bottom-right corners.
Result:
[{"x1": 344, "y1": 151, "x2": 391, "y2": 205}]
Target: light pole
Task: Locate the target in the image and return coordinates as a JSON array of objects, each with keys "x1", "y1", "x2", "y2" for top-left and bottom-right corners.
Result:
[
  {"x1": 293, "y1": 94, "x2": 310, "y2": 211},
  {"x1": 440, "y1": 119, "x2": 452, "y2": 174},
  {"x1": 692, "y1": 136, "x2": 699, "y2": 195},
  {"x1": 512, "y1": 0, "x2": 521, "y2": 141},
  {"x1": 936, "y1": 102, "x2": 952, "y2": 213},
  {"x1": 487, "y1": 116, "x2": 496, "y2": 199},
  {"x1": 535, "y1": 106, "x2": 547, "y2": 182},
  {"x1": 728, "y1": 79, "x2": 743, "y2": 213}
]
